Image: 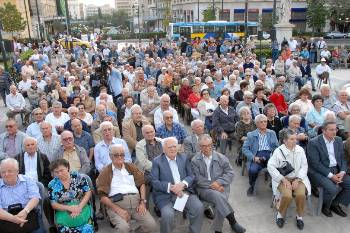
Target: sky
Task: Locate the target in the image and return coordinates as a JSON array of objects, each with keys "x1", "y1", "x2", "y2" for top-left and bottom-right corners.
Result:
[{"x1": 80, "y1": 0, "x2": 115, "y2": 7}]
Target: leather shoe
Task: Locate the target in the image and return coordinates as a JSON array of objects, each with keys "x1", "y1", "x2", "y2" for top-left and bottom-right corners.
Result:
[
  {"x1": 276, "y1": 217, "x2": 284, "y2": 228},
  {"x1": 296, "y1": 218, "x2": 304, "y2": 230},
  {"x1": 246, "y1": 186, "x2": 254, "y2": 196},
  {"x1": 311, "y1": 187, "x2": 319, "y2": 197},
  {"x1": 321, "y1": 206, "x2": 333, "y2": 217},
  {"x1": 230, "y1": 222, "x2": 246, "y2": 233},
  {"x1": 204, "y1": 207, "x2": 214, "y2": 220},
  {"x1": 154, "y1": 206, "x2": 161, "y2": 217},
  {"x1": 330, "y1": 205, "x2": 347, "y2": 217}
]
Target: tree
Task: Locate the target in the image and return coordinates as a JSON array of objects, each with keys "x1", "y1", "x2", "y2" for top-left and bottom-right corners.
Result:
[
  {"x1": 202, "y1": 4, "x2": 218, "y2": 22},
  {"x1": 0, "y1": 2, "x2": 26, "y2": 35},
  {"x1": 111, "y1": 10, "x2": 130, "y2": 30},
  {"x1": 328, "y1": 0, "x2": 350, "y2": 31},
  {"x1": 306, "y1": 0, "x2": 328, "y2": 34}
]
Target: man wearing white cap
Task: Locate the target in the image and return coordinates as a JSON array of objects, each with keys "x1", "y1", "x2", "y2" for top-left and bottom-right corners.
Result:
[{"x1": 316, "y1": 58, "x2": 332, "y2": 85}]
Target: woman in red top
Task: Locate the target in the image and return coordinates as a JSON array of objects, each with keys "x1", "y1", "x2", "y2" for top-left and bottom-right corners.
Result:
[
  {"x1": 179, "y1": 78, "x2": 193, "y2": 104},
  {"x1": 269, "y1": 83, "x2": 288, "y2": 116},
  {"x1": 188, "y1": 86, "x2": 201, "y2": 119},
  {"x1": 332, "y1": 47, "x2": 341, "y2": 69}
]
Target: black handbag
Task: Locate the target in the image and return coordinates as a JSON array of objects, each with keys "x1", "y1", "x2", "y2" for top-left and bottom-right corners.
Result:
[{"x1": 276, "y1": 148, "x2": 295, "y2": 176}]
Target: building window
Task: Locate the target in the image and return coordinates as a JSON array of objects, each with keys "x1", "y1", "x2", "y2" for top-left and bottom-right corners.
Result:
[{"x1": 219, "y1": 10, "x2": 230, "y2": 21}]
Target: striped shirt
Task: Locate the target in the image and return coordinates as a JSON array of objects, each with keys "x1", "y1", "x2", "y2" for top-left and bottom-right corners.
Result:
[
  {"x1": 0, "y1": 175, "x2": 40, "y2": 209},
  {"x1": 258, "y1": 131, "x2": 270, "y2": 151}
]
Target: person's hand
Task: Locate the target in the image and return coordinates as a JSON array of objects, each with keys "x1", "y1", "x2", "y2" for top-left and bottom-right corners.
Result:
[
  {"x1": 12, "y1": 215, "x2": 28, "y2": 226},
  {"x1": 136, "y1": 202, "x2": 146, "y2": 216},
  {"x1": 241, "y1": 136, "x2": 247, "y2": 141},
  {"x1": 221, "y1": 132, "x2": 228, "y2": 139},
  {"x1": 16, "y1": 210, "x2": 28, "y2": 220},
  {"x1": 253, "y1": 156, "x2": 261, "y2": 163},
  {"x1": 69, "y1": 205, "x2": 82, "y2": 218},
  {"x1": 117, "y1": 208, "x2": 131, "y2": 222},
  {"x1": 291, "y1": 179, "x2": 300, "y2": 190},
  {"x1": 336, "y1": 172, "x2": 345, "y2": 181},
  {"x1": 170, "y1": 183, "x2": 186, "y2": 195},
  {"x1": 209, "y1": 181, "x2": 222, "y2": 191},
  {"x1": 331, "y1": 175, "x2": 343, "y2": 184},
  {"x1": 282, "y1": 178, "x2": 292, "y2": 190}
]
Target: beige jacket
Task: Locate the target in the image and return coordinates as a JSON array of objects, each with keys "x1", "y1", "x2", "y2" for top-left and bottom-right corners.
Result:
[{"x1": 122, "y1": 117, "x2": 151, "y2": 151}]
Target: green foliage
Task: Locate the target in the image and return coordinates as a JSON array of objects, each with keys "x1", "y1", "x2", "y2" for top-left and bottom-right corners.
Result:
[
  {"x1": 0, "y1": 2, "x2": 26, "y2": 34},
  {"x1": 102, "y1": 32, "x2": 166, "y2": 40},
  {"x1": 111, "y1": 10, "x2": 130, "y2": 29},
  {"x1": 328, "y1": 0, "x2": 350, "y2": 30},
  {"x1": 202, "y1": 4, "x2": 217, "y2": 22},
  {"x1": 306, "y1": 0, "x2": 328, "y2": 34},
  {"x1": 20, "y1": 49, "x2": 34, "y2": 62},
  {"x1": 255, "y1": 48, "x2": 272, "y2": 58}
]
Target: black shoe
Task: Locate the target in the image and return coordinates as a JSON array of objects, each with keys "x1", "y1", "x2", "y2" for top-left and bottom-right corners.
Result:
[
  {"x1": 276, "y1": 217, "x2": 284, "y2": 228},
  {"x1": 311, "y1": 187, "x2": 319, "y2": 197},
  {"x1": 94, "y1": 222, "x2": 99, "y2": 232},
  {"x1": 204, "y1": 207, "x2": 214, "y2": 220},
  {"x1": 321, "y1": 206, "x2": 333, "y2": 217},
  {"x1": 154, "y1": 206, "x2": 161, "y2": 217},
  {"x1": 230, "y1": 222, "x2": 246, "y2": 233},
  {"x1": 246, "y1": 186, "x2": 254, "y2": 196},
  {"x1": 296, "y1": 218, "x2": 304, "y2": 230},
  {"x1": 49, "y1": 227, "x2": 58, "y2": 233},
  {"x1": 330, "y1": 205, "x2": 347, "y2": 217}
]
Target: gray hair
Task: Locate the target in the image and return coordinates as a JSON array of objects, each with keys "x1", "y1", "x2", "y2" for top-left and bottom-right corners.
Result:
[
  {"x1": 109, "y1": 144, "x2": 125, "y2": 154},
  {"x1": 191, "y1": 119, "x2": 204, "y2": 129},
  {"x1": 68, "y1": 106, "x2": 78, "y2": 114},
  {"x1": 254, "y1": 114, "x2": 267, "y2": 124},
  {"x1": 243, "y1": 91, "x2": 254, "y2": 98},
  {"x1": 39, "y1": 121, "x2": 52, "y2": 129},
  {"x1": 163, "y1": 110, "x2": 173, "y2": 118},
  {"x1": 162, "y1": 137, "x2": 178, "y2": 147},
  {"x1": 198, "y1": 134, "x2": 212, "y2": 145},
  {"x1": 160, "y1": 93, "x2": 170, "y2": 101},
  {"x1": 23, "y1": 136, "x2": 38, "y2": 146},
  {"x1": 0, "y1": 158, "x2": 19, "y2": 171},
  {"x1": 52, "y1": 101, "x2": 63, "y2": 108},
  {"x1": 320, "y1": 84, "x2": 330, "y2": 90},
  {"x1": 289, "y1": 114, "x2": 301, "y2": 124},
  {"x1": 279, "y1": 128, "x2": 296, "y2": 144},
  {"x1": 288, "y1": 102, "x2": 300, "y2": 112},
  {"x1": 324, "y1": 110, "x2": 336, "y2": 121},
  {"x1": 130, "y1": 104, "x2": 143, "y2": 114},
  {"x1": 100, "y1": 121, "x2": 113, "y2": 130},
  {"x1": 238, "y1": 106, "x2": 252, "y2": 119}
]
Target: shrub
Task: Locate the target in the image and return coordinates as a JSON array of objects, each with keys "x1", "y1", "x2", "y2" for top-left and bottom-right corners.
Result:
[{"x1": 19, "y1": 49, "x2": 34, "y2": 61}]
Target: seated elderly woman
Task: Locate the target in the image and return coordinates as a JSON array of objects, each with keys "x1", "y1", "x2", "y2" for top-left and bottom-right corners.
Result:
[
  {"x1": 242, "y1": 114, "x2": 279, "y2": 196},
  {"x1": 305, "y1": 94, "x2": 328, "y2": 137},
  {"x1": 0, "y1": 158, "x2": 44, "y2": 233},
  {"x1": 282, "y1": 103, "x2": 308, "y2": 131},
  {"x1": 264, "y1": 104, "x2": 283, "y2": 140},
  {"x1": 197, "y1": 89, "x2": 218, "y2": 132},
  {"x1": 235, "y1": 106, "x2": 256, "y2": 166},
  {"x1": 269, "y1": 83, "x2": 288, "y2": 116},
  {"x1": 292, "y1": 88, "x2": 313, "y2": 116},
  {"x1": 236, "y1": 91, "x2": 260, "y2": 119},
  {"x1": 267, "y1": 129, "x2": 310, "y2": 230},
  {"x1": 288, "y1": 115, "x2": 308, "y2": 149},
  {"x1": 48, "y1": 159, "x2": 93, "y2": 233}
]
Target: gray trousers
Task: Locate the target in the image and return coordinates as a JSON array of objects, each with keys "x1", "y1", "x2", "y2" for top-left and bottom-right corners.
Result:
[
  {"x1": 160, "y1": 194, "x2": 204, "y2": 233},
  {"x1": 199, "y1": 189, "x2": 233, "y2": 232}
]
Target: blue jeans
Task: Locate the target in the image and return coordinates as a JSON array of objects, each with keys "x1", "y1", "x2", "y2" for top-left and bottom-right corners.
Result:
[
  {"x1": 249, "y1": 150, "x2": 271, "y2": 186},
  {"x1": 294, "y1": 76, "x2": 304, "y2": 90},
  {"x1": 310, "y1": 52, "x2": 316, "y2": 63}
]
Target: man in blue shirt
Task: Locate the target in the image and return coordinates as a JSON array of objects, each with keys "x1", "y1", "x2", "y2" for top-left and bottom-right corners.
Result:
[
  {"x1": 156, "y1": 110, "x2": 187, "y2": 144},
  {"x1": 108, "y1": 63, "x2": 123, "y2": 102},
  {"x1": 71, "y1": 119, "x2": 94, "y2": 161}
]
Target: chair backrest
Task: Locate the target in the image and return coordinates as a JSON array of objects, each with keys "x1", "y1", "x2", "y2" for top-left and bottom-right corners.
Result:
[
  {"x1": 78, "y1": 173, "x2": 95, "y2": 218},
  {"x1": 36, "y1": 181, "x2": 46, "y2": 210}
]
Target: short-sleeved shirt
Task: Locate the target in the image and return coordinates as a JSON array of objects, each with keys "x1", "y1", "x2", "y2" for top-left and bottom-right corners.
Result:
[
  {"x1": 63, "y1": 147, "x2": 81, "y2": 172},
  {"x1": 74, "y1": 131, "x2": 94, "y2": 157},
  {"x1": 0, "y1": 175, "x2": 40, "y2": 209}
]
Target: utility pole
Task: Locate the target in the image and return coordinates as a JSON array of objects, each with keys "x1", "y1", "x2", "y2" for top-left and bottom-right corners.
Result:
[
  {"x1": 212, "y1": 0, "x2": 215, "y2": 20},
  {"x1": 244, "y1": 0, "x2": 248, "y2": 45},
  {"x1": 23, "y1": 0, "x2": 31, "y2": 40},
  {"x1": 272, "y1": 0, "x2": 277, "y2": 41},
  {"x1": 221, "y1": 0, "x2": 224, "y2": 20},
  {"x1": 0, "y1": 22, "x2": 8, "y2": 70},
  {"x1": 35, "y1": 0, "x2": 43, "y2": 41},
  {"x1": 64, "y1": 0, "x2": 71, "y2": 35},
  {"x1": 197, "y1": 0, "x2": 200, "y2": 21},
  {"x1": 138, "y1": 5, "x2": 141, "y2": 43}
]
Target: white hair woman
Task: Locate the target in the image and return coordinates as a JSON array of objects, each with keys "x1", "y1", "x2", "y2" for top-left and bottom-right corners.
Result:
[{"x1": 267, "y1": 128, "x2": 310, "y2": 230}]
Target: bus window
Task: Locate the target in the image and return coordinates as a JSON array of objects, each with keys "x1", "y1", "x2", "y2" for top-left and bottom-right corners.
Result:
[
  {"x1": 214, "y1": 25, "x2": 225, "y2": 32},
  {"x1": 180, "y1": 27, "x2": 191, "y2": 34},
  {"x1": 238, "y1": 25, "x2": 244, "y2": 32},
  {"x1": 226, "y1": 25, "x2": 237, "y2": 33},
  {"x1": 204, "y1": 25, "x2": 214, "y2": 33},
  {"x1": 173, "y1": 26, "x2": 180, "y2": 34},
  {"x1": 193, "y1": 26, "x2": 203, "y2": 33}
]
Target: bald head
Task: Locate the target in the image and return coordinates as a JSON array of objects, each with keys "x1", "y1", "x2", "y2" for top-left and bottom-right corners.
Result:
[{"x1": 23, "y1": 137, "x2": 38, "y2": 155}]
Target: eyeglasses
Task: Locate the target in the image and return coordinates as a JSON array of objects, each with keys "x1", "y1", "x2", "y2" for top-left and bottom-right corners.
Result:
[
  {"x1": 5, "y1": 125, "x2": 15, "y2": 128},
  {"x1": 111, "y1": 153, "x2": 125, "y2": 158},
  {"x1": 203, "y1": 92, "x2": 209, "y2": 95},
  {"x1": 62, "y1": 137, "x2": 73, "y2": 142}
]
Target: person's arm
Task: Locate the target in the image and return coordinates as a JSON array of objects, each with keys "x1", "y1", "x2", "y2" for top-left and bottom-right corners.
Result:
[
  {"x1": 0, "y1": 208, "x2": 27, "y2": 224},
  {"x1": 122, "y1": 122, "x2": 137, "y2": 151},
  {"x1": 88, "y1": 148, "x2": 94, "y2": 161},
  {"x1": 214, "y1": 156, "x2": 234, "y2": 186},
  {"x1": 191, "y1": 158, "x2": 211, "y2": 188},
  {"x1": 78, "y1": 147, "x2": 91, "y2": 174},
  {"x1": 94, "y1": 145, "x2": 103, "y2": 172},
  {"x1": 295, "y1": 149, "x2": 309, "y2": 180},
  {"x1": 135, "y1": 141, "x2": 152, "y2": 172},
  {"x1": 19, "y1": 94, "x2": 26, "y2": 109},
  {"x1": 267, "y1": 149, "x2": 284, "y2": 184},
  {"x1": 122, "y1": 140, "x2": 132, "y2": 163}
]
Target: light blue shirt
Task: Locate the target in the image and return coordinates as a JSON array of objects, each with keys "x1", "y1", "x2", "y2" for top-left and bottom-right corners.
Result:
[
  {"x1": 26, "y1": 122, "x2": 57, "y2": 139},
  {"x1": 108, "y1": 68, "x2": 123, "y2": 97},
  {"x1": 258, "y1": 131, "x2": 270, "y2": 151},
  {"x1": 0, "y1": 175, "x2": 40, "y2": 209},
  {"x1": 305, "y1": 107, "x2": 327, "y2": 128},
  {"x1": 94, "y1": 137, "x2": 132, "y2": 172}
]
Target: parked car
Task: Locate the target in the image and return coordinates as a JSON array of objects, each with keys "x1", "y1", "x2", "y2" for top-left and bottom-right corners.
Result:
[
  {"x1": 347, "y1": 32, "x2": 350, "y2": 38},
  {"x1": 58, "y1": 37, "x2": 91, "y2": 49},
  {"x1": 324, "y1": 31, "x2": 347, "y2": 39}
]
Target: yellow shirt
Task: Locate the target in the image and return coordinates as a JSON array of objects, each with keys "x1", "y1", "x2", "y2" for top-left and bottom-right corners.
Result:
[{"x1": 63, "y1": 147, "x2": 81, "y2": 172}]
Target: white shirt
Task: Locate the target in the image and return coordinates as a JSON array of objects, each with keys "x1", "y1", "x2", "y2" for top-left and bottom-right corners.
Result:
[
  {"x1": 45, "y1": 112, "x2": 70, "y2": 128},
  {"x1": 154, "y1": 106, "x2": 179, "y2": 129},
  {"x1": 315, "y1": 64, "x2": 332, "y2": 75},
  {"x1": 24, "y1": 152, "x2": 38, "y2": 182},
  {"x1": 18, "y1": 79, "x2": 32, "y2": 91},
  {"x1": 288, "y1": 40, "x2": 298, "y2": 52},
  {"x1": 6, "y1": 93, "x2": 26, "y2": 111},
  {"x1": 37, "y1": 80, "x2": 47, "y2": 91},
  {"x1": 202, "y1": 154, "x2": 212, "y2": 181},
  {"x1": 323, "y1": 135, "x2": 337, "y2": 178},
  {"x1": 109, "y1": 164, "x2": 139, "y2": 196},
  {"x1": 165, "y1": 155, "x2": 188, "y2": 193},
  {"x1": 26, "y1": 121, "x2": 57, "y2": 139}
]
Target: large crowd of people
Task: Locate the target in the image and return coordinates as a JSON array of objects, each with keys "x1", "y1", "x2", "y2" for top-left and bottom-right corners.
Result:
[{"x1": 0, "y1": 34, "x2": 350, "y2": 233}]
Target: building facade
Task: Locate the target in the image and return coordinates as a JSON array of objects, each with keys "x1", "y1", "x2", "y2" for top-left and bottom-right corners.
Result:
[{"x1": 85, "y1": 4, "x2": 113, "y2": 18}]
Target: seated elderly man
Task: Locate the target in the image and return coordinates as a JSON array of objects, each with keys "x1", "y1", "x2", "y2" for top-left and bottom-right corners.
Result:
[
  {"x1": 212, "y1": 95, "x2": 238, "y2": 154},
  {"x1": 184, "y1": 119, "x2": 205, "y2": 160},
  {"x1": 37, "y1": 121, "x2": 61, "y2": 162},
  {"x1": 14, "y1": 137, "x2": 51, "y2": 186},
  {"x1": 45, "y1": 101, "x2": 70, "y2": 134},
  {"x1": 156, "y1": 110, "x2": 187, "y2": 144},
  {"x1": 6, "y1": 85, "x2": 30, "y2": 125},
  {"x1": 135, "y1": 125, "x2": 163, "y2": 182},
  {"x1": 243, "y1": 114, "x2": 279, "y2": 196},
  {"x1": 236, "y1": 91, "x2": 260, "y2": 118},
  {"x1": 26, "y1": 108, "x2": 56, "y2": 138},
  {"x1": 0, "y1": 158, "x2": 44, "y2": 233},
  {"x1": 53, "y1": 130, "x2": 91, "y2": 174},
  {"x1": 192, "y1": 134, "x2": 246, "y2": 233},
  {"x1": 27, "y1": 80, "x2": 43, "y2": 108},
  {"x1": 97, "y1": 144, "x2": 157, "y2": 233},
  {"x1": 93, "y1": 116, "x2": 121, "y2": 144},
  {"x1": 71, "y1": 119, "x2": 95, "y2": 161},
  {"x1": 91, "y1": 104, "x2": 118, "y2": 132},
  {"x1": 63, "y1": 106, "x2": 91, "y2": 133},
  {"x1": 94, "y1": 122, "x2": 132, "y2": 173},
  {"x1": 0, "y1": 119, "x2": 27, "y2": 159},
  {"x1": 320, "y1": 84, "x2": 336, "y2": 110},
  {"x1": 141, "y1": 86, "x2": 160, "y2": 119},
  {"x1": 154, "y1": 94, "x2": 179, "y2": 129},
  {"x1": 307, "y1": 121, "x2": 350, "y2": 217},
  {"x1": 122, "y1": 104, "x2": 151, "y2": 154},
  {"x1": 332, "y1": 89, "x2": 350, "y2": 140},
  {"x1": 151, "y1": 137, "x2": 204, "y2": 233}
]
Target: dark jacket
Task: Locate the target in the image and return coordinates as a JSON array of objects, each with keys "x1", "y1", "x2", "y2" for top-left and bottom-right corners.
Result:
[
  {"x1": 212, "y1": 105, "x2": 238, "y2": 134},
  {"x1": 64, "y1": 119, "x2": 91, "y2": 133},
  {"x1": 15, "y1": 151, "x2": 52, "y2": 186},
  {"x1": 299, "y1": 64, "x2": 312, "y2": 77}
]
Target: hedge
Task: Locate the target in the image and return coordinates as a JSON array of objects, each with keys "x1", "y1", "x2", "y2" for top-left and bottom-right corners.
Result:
[
  {"x1": 255, "y1": 48, "x2": 272, "y2": 58},
  {"x1": 102, "y1": 32, "x2": 166, "y2": 40}
]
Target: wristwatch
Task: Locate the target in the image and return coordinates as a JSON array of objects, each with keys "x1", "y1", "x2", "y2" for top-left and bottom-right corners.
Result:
[
  {"x1": 140, "y1": 199, "x2": 147, "y2": 204},
  {"x1": 24, "y1": 208, "x2": 30, "y2": 214}
]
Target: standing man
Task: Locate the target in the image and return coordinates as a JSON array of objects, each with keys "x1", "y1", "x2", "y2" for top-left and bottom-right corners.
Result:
[
  {"x1": 192, "y1": 134, "x2": 246, "y2": 233},
  {"x1": 108, "y1": 63, "x2": 123, "y2": 103},
  {"x1": 151, "y1": 137, "x2": 204, "y2": 233},
  {"x1": 307, "y1": 121, "x2": 350, "y2": 217},
  {"x1": 0, "y1": 65, "x2": 11, "y2": 107}
]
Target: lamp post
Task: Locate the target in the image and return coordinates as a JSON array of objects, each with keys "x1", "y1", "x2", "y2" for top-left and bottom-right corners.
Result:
[
  {"x1": 244, "y1": 0, "x2": 248, "y2": 45},
  {"x1": 212, "y1": 0, "x2": 215, "y2": 20},
  {"x1": 23, "y1": 0, "x2": 31, "y2": 40},
  {"x1": 34, "y1": 0, "x2": 43, "y2": 41},
  {"x1": 133, "y1": 3, "x2": 144, "y2": 44}
]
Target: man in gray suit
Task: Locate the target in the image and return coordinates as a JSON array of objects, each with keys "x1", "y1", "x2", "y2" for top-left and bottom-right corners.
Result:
[
  {"x1": 307, "y1": 121, "x2": 350, "y2": 217},
  {"x1": 192, "y1": 134, "x2": 246, "y2": 233},
  {"x1": 184, "y1": 119, "x2": 205, "y2": 160},
  {"x1": 151, "y1": 137, "x2": 204, "y2": 233}
]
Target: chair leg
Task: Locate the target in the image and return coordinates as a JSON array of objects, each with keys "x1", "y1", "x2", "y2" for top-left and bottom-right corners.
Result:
[{"x1": 316, "y1": 187, "x2": 324, "y2": 216}]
